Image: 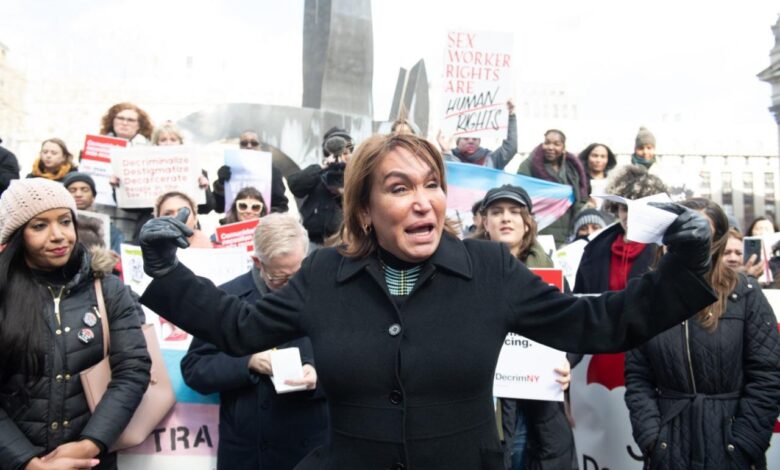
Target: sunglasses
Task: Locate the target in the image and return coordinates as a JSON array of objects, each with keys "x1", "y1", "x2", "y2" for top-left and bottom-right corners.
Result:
[
  {"x1": 236, "y1": 200, "x2": 263, "y2": 212},
  {"x1": 240, "y1": 140, "x2": 260, "y2": 148}
]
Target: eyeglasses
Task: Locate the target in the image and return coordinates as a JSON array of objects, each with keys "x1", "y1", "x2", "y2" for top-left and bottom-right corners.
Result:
[
  {"x1": 260, "y1": 263, "x2": 294, "y2": 285},
  {"x1": 240, "y1": 140, "x2": 260, "y2": 148},
  {"x1": 236, "y1": 200, "x2": 263, "y2": 212},
  {"x1": 114, "y1": 116, "x2": 139, "y2": 123}
]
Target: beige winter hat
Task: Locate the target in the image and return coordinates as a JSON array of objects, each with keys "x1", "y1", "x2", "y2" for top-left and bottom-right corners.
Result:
[{"x1": 0, "y1": 178, "x2": 77, "y2": 244}]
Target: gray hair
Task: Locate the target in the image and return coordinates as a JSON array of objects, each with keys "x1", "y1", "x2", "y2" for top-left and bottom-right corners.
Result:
[{"x1": 253, "y1": 213, "x2": 309, "y2": 262}]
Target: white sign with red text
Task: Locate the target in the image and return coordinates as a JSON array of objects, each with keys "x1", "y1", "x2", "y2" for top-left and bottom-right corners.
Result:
[{"x1": 441, "y1": 30, "x2": 513, "y2": 140}]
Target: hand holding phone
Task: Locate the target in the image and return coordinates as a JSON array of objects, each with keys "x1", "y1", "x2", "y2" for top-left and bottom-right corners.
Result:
[{"x1": 743, "y1": 236, "x2": 762, "y2": 264}]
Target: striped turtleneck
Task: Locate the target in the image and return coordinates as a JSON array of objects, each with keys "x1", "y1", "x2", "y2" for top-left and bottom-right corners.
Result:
[{"x1": 378, "y1": 247, "x2": 423, "y2": 297}]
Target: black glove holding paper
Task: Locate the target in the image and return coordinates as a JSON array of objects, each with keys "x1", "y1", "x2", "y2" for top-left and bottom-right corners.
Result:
[
  {"x1": 139, "y1": 207, "x2": 193, "y2": 278},
  {"x1": 650, "y1": 202, "x2": 712, "y2": 277}
]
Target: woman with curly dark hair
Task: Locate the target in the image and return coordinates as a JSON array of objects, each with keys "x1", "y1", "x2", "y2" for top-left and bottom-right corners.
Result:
[{"x1": 100, "y1": 102, "x2": 153, "y2": 145}]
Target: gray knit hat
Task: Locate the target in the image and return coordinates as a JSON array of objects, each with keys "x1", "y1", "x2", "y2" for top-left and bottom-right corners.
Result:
[
  {"x1": 571, "y1": 208, "x2": 609, "y2": 236},
  {"x1": 0, "y1": 178, "x2": 77, "y2": 244},
  {"x1": 635, "y1": 126, "x2": 656, "y2": 149}
]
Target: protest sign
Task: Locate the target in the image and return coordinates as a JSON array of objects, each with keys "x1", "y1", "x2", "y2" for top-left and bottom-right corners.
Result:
[
  {"x1": 441, "y1": 30, "x2": 513, "y2": 140},
  {"x1": 223, "y1": 149, "x2": 272, "y2": 213},
  {"x1": 77, "y1": 210, "x2": 111, "y2": 249},
  {"x1": 111, "y1": 146, "x2": 206, "y2": 209},
  {"x1": 493, "y1": 269, "x2": 566, "y2": 402},
  {"x1": 79, "y1": 134, "x2": 128, "y2": 207},
  {"x1": 214, "y1": 218, "x2": 260, "y2": 252},
  {"x1": 118, "y1": 244, "x2": 252, "y2": 470}
]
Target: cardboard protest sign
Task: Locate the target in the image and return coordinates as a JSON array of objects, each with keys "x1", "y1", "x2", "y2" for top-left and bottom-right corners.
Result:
[
  {"x1": 111, "y1": 146, "x2": 206, "y2": 209},
  {"x1": 441, "y1": 30, "x2": 513, "y2": 140},
  {"x1": 214, "y1": 219, "x2": 261, "y2": 252},
  {"x1": 223, "y1": 149, "x2": 272, "y2": 213},
  {"x1": 493, "y1": 269, "x2": 566, "y2": 401},
  {"x1": 79, "y1": 134, "x2": 128, "y2": 207}
]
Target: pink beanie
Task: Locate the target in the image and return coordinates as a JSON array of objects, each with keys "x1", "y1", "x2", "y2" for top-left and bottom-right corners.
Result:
[{"x1": 0, "y1": 178, "x2": 78, "y2": 244}]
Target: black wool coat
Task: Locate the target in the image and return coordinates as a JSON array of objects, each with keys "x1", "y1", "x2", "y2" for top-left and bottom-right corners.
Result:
[
  {"x1": 0, "y1": 253, "x2": 151, "y2": 470},
  {"x1": 625, "y1": 274, "x2": 780, "y2": 470},
  {"x1": 181, "y1": 270, "x2": 328, "y2": 470},
  {"x1": 141, "y1": 234, "x2": 716, "y2": 470}
]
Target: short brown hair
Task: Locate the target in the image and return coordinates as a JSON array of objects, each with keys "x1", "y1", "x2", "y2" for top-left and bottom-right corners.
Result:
[
  {"x1": 100, "y1": 102, "x2": 154, "y2": 140},
  {"x1": 339, "y1": 133, "x2": 455, "y2": 259}
]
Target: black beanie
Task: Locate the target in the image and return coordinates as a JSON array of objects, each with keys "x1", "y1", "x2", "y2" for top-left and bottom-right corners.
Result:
[{"x1": 63, "y1": 172, "x2": 97, "y2": 196}]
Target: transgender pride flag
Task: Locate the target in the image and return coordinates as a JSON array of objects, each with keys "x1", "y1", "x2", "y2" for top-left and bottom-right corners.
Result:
[{"x1": 445, "y1": 162, "x2": 574, "y2": 230}]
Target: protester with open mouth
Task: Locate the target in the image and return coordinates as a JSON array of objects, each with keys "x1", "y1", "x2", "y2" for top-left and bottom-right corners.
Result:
[{"x1": 138, "y1": 133, "x2": 716, "y2": 470}]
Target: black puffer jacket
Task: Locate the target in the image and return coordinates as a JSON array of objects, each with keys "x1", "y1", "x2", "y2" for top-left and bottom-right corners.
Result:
[
  {"x1": 0, "y1": 252, "x2": 151, "y2": 470},
  {"x1": 0, "y1": 142, "x2": 20, "y2": 197},
  {"x1": 625, "y1": 275, "x2": 780, "y2": 470}
]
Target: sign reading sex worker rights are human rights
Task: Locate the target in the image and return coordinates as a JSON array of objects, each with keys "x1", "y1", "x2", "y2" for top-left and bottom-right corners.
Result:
[
  {"x1": 441, "y1": 30, "x2": 513, "y2": 140},
  {"x1": 111, "y1": 145, "x2": 206, "y2": 209}
]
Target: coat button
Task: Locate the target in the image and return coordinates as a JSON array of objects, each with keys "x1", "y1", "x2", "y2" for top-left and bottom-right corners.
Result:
[
  {"x1": 64, "y1": 374, "x2": 71, "y2": 381},
  {"x1": 55, "y1": 374, "x2": 63, "y2": 383},
  {"x1": 727, "y1": 444, "x2": 735, "y2": 452},
  {"x1": 62, "y1": 420, "x2": 70, "y2": 428},
  {"x1": 50, "y1": 421, "x2": 59, "y2": 430},
  {"x1": 55, "y1": 329, "x2": 62, "y2": 335},
  {"x1": 64, "y1": 327, "x2": 71, "y2": 333},
  {"x1": 388, "y1": 324, "x2": 402, "y2": 337},
  {"x1": 731, "y1": 293, "x2": 738, "y2": 300},
  {"x1": 659, "y1": 442, "x2": 667, "y2": 450},
  {"x1": 389, "y1": 390, "x2": 403, "y2": 405}
]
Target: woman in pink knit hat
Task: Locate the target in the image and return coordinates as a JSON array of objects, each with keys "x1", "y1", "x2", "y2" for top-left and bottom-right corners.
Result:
[{"x1": 0, "y1": 178, "x2": 150, "y2": 470}]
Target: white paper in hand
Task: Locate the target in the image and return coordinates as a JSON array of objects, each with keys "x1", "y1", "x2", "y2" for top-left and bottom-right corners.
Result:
[
  {"x1": 592, "y1": 193, "x2": 676, "y2": 244},
  {"x1": 270, "y1": 347, "x2": 307, "y2": 394}
]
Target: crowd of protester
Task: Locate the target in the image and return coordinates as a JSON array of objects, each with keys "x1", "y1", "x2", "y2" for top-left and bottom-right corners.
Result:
[{"x1": 0, "y1": 100, "x2": 779, "y2": 470}]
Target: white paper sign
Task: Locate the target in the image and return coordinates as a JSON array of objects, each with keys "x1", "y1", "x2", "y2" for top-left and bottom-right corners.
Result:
[
  {"x1": 223, "y1": 149, "x2": 273, "y2": 213},
  {"x1": 441, "y1": 30, "x2": 513, "y2": 140},
  {"x1": 111, "y1": 145, "x2": 207, "y2": 209},
  {"x1": 493, "y1": 334, "x2": 566, "y2": 402},
  {"x1": 121, "y1": 244, "x2": 251, "y2": 350},
  {"x1": 270, "y1": 347, "x2": 307, "y2": 394},
  {"x1": 593, "y1": 193, "x2": 675, "y2": 244}
]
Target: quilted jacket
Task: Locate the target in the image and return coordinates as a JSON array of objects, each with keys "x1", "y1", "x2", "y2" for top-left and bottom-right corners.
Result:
[
  {"x1": 0, "y1": 251, "x2": 151, "y2": 470},
  {"x1": 625, "y1": 274, "x2": 780, "y2": 470}
]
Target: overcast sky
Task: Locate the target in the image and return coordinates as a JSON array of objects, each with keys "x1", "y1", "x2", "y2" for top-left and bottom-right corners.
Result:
[{"x1": 2, "y1": 0, "x2": 779, "y2": 154}]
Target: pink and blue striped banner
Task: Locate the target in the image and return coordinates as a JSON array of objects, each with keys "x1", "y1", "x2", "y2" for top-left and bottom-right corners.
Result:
[{"x1": 445, "y1": 162, "x2": 574, "y2": 230}]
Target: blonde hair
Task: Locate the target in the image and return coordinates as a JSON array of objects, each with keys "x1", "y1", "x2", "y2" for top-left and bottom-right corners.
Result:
[
  {"x1": 253, "y1": 213, "x2": 309, "y2": 262},
  {"x1": 151, "y1": 123, "x2": 184, "y2": 145},
  {"x1": 338, "y1": 133, "x2": 456, "y2": 259}
]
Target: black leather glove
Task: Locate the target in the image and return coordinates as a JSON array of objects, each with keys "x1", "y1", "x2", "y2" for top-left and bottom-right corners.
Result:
[
  {"x1": 217, "y1": 165, "x2": 231, "y2": 183},
  {"x1": 650, "y1": 202, "x2": 712, "y2": 277},
  {"x1": 139, "y1": 207, "x2": 193, "y2": 278}
]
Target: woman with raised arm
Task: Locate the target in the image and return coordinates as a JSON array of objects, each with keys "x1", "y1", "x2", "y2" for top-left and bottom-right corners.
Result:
[{"x1": 138, "y1": 133, "x2": 715, "y2": 470}]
